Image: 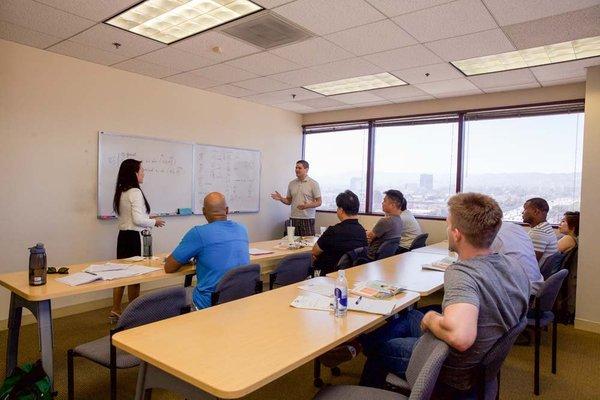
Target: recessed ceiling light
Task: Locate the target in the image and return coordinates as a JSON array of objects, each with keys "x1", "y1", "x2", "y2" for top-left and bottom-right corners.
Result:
[
  {"x1": 452, "y1": 35, "x2": 600, "y2": 76},
  {"x1": 105, "y1": 0, "x2": 263, "y2": 45},
  {"x1": 303, "y1": 73, "x2": 407, "y2": 96}
]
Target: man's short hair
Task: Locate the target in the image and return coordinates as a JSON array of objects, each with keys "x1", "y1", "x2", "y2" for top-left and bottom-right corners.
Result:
[
  {"x1": 448, "y1": 193, "x2": 503, "y2": 248},
  {"x1": 383, "y1": 190, "x2": 405, "y2": 210},
  {"x1": 526, "y1": 197, "x2": 549, "y2": 214},
  {"x1": 296, "y1": 160, "x2": 309, "y2": 169},
  {"x1": 336, "y1": 190, "x2": 360, "y2": 215}
]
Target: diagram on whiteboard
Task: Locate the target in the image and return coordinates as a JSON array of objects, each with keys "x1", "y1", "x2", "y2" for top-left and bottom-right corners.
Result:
[{"x1": 194, "y1": 145, "x2": 261, "y2": 214}]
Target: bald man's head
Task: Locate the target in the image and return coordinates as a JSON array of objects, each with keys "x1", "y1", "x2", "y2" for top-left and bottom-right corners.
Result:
[{"x1": 203, "y1": 192, "x2": 228, "y2": 222}]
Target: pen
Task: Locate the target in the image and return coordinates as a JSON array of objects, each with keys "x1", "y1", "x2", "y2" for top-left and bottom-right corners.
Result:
[{"x1": 355, "y1": 296, "x2": 362, "y2": 305}]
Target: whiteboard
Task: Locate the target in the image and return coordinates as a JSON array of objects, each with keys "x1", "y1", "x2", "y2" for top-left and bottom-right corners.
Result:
[
  {"x1": 194, "y1": 144, "x2": 261, "y2": 214},
  {"x1": 98, "y1": 131, "x2": 194, "y2": 217}
]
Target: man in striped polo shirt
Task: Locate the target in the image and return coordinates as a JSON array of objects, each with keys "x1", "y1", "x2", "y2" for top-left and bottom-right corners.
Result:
[{"x1": 522, "y1": 197, "x2": 558, "y2": 267}]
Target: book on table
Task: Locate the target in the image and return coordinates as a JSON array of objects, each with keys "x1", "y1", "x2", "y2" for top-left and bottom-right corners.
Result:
[
  {"x1": 350, "y1": 280, "x2": 404, "y2": 299},
  {"x1": 421, "y1": 256, "x2": 457, "y2": 272}
]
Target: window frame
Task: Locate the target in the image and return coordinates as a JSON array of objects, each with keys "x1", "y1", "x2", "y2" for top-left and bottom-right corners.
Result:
[{"x1": 302, "y1": 99, "x2": 585, "y2": 221}]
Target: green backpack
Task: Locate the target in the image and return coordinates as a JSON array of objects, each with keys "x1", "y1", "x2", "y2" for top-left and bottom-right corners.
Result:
[{"x1": 0, "y1": 361, "x2": 54, "y2": 400}]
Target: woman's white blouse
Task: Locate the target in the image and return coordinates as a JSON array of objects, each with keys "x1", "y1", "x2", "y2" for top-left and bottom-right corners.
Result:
[{"x1": 117, "y1": 188, "x2": 155, "y2": 231}]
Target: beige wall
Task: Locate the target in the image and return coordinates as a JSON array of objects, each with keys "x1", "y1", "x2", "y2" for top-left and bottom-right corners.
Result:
[
  {"x1": 577, "y1": 66, "x2": 600, "y2": 333},
  {"x1": 0, "y1": 39, "x2": 302, "y2": 322}
]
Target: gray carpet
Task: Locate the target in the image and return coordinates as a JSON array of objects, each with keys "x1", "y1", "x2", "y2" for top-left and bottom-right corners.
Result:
[{"x1": 1, "y1": 306, "x2": 599, "y2": 399}]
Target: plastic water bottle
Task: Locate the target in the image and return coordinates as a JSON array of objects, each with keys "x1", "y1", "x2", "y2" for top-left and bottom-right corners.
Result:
[
  {"x1": 141, "y1": 230, "x2": 153, "y2": 258},
  {"x1": 29, "y1": 243, "x2": 47, "y2": 286},
  {"x1": 334, "y1": 269, "x2": 348, "y2": 318}
]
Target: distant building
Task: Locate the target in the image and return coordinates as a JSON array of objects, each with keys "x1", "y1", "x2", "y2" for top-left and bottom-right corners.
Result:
[{"x1": 420, "y1": 174, "x2": 433, "y2": 190}]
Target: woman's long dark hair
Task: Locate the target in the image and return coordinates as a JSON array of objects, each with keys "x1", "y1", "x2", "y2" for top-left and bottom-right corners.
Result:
[{"x1": 113, "y1": 159, "x2": 150, "y2": 215}]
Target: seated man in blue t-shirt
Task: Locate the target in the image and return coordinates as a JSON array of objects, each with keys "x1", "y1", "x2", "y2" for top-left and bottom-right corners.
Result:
[{"x1": 164, "y1": 192, "x2": 250, "y2": 309}]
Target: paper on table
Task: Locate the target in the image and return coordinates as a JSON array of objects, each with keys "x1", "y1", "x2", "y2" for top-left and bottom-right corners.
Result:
[
  {"x1": 95, "y1": 265, "x2": 160, "y2": 280},
  {"x1": 249, "y1": 248, "x2": 274, "y2": 255},
  {"x1": 348, "y1": 296, "x2": 396, "y2": 315},
  {"x1": 84, "y1": 263, "x2": 127, "y2": 273},
  {"x1": 290, "y1": 293, "x2": 331, "y2": 311},
  {"x1": 422, "y1": 255, "x2": 457, "y2": 272},
  {"x1": 120, "y1": 256, "x2": 145, "y2": 262},
  {"x1": 298, "y1": 282, "x2": 334, "y2": 297},
  {"x1": 56, "y1": 272, "x2": 102, "y2": 286}
]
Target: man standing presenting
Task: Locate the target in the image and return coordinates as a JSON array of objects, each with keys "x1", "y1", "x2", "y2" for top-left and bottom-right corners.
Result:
[
  {"x1": 164, "y1": 192, "x2": 249, "y2": 310},
  {"x1": 271, "y1": 160, "x2": 322, "y2": 236}
]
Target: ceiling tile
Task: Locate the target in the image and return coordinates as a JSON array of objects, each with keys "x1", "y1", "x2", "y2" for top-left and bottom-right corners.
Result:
[
  {"x1": 392, "y1": 63, "x2": 463, "y2": 84},
  {"x1": 269, "y1": 68, "x2": 334, "y2": 86},
  {"x1": 425, "y1": 29, "x2": 515, "y2": 62},
  {"x1": 483, "y1": 82, "x2": 541, "y2": 93},
  {"x1": 273, "y1": 0, "x2": 385, "y2": 35},
  {"x1": 364, "y1": 0, "x2": 456, "y2": 18},
  {"x1": 391, "y1": 94, "x2": 436, "y2": 103},
  {"x1": 274, "y1": 101, "x2": 316, "y2": 112},
  {"x1": 435, "y1": 88, "x2": 482, "y2": 98},
  {"x1": 270, "y1": 37, "x2": 354, "y2": 67},
  {"x1": 163, "y1": 72, "x2": 219, "y2": 89},
  {"x1": 137, "y1": 47, "x2": 215, "y2": 73},
  {"x1": 467, "y1": 69, "x2": 537, "y2": 89},
  {"x1": 530, "y1": 57, "x2": 600, "y2": 82},
  {"x1": 414, "y1": 78, "x2": 481, "y2": 96},
  {"x1": 393, "y1": 0, "x2": 498, "y2": 42},
  {"x1": 329, "y1": 91, "x2": 386, "y2": 104},
  {"x1": 69, "y1": 24, "x2": 165, "y2": 58},
  {"x1": 191, "y1": 64, "x2": 259, "y2": 84},
  {"x1": 541, "y1": 77, "x2": 587, "y2": 87},
  {"x1": 297, "y1": 97, "x2": 347, "y2": 108},
  {"x1": 482, "y1": 0, "x2": 600, "y2": 26},
  {"x1": 325, "y1": 20, "x2": 417, "y2": 56},
  {"x1": 47, "y1": 40, "x2": 128, "y2": 65},
  {"x1": 226, "y1": 52, "x2": 300, "y2": 75},
  {"x1": 364, "y1": 45, "x2": 442, "y2": 71},
  {"x1": 34, "y1": 0, "x2": 141, "y2": 22},
  {"x1": 234, "y1": 76, "x2": 293, "y2": 92},
  {"x1": 310, "y1": 58, "x2": 384, "y2": 81},
  {"x1": 112, "y1": 59, "x2": 180, "y2": 79},
  {"x1": 0, "y1": 20, "x2": 62, "y2": 49},
  {"x1": 502, "y1": 6, "x2": 600, "y2": 49},
  {"x1": 0, "y1": 0, "x2": 95, "y2": 39},
  {"x1": 173, "y1": 31, "x2": 261, "y2": 62},
  {"x1": 205, "y1": 85, "x2": 257, "y2": 97},
  {"x1": 243, "y1": 88, "x2": 322, "y2": 105},
  {"x1": 368, "y1": 85, "x2": 430, "y2": 100}
]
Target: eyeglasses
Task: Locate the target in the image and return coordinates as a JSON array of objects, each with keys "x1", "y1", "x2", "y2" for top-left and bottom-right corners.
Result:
[{"x1": 47, "y1": 267, "x2": 69, "y2": 274}]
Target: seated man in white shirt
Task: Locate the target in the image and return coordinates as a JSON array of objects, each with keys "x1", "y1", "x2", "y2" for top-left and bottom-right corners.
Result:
[{"x1": 522, "y1": 197, "x2": 558, "y2": 267}]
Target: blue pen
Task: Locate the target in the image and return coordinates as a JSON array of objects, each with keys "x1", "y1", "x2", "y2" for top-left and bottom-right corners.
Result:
[{"x1": 355, "y1": 296, "x2": 363, "y2": 305}]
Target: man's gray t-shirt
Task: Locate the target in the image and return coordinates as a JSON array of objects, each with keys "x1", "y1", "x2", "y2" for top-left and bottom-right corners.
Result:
[
  {"x1": 442, "y1": 253, "x2": 530, "y2": 372},
  {"x1": 368, "y1": 215, "x2": 403, "y2": 259},
  {"x1": 287, "y1": 177, "x2": 321, "y2": 219},
  {"x1": 399, "y1": 210, "x2": 422, "y2": 249}
]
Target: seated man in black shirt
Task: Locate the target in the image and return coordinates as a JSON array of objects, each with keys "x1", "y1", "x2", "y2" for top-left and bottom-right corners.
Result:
[{"x1": 312, "y1": 190, "x2": 368, "y2": 275}]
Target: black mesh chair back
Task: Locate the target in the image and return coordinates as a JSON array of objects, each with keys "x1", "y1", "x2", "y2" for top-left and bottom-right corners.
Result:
[
  {"x1": 211, "y1": 263, "x2": 262, "y2": 305},
  {"x1": 405, "y1": 332, "x2": 450, "y2": 400},
  {"x1": 336, "y1": 247, "x2": 369, "y2": 270},
  {"x1": 538, "y1": 269, "x2": 569, "y2": 312},
  {"x1": 409, "y1": 233, "x2": 429, "y2": 251},
  {"x1": 270, "y1": 253, "x2": 313, "y2": 289},
  {"x1": 116, "y1": 286, "x2": 186, "y2": 331},
  {"x1": 481, "y1": 316, "x2": 528, "y2": 380},
  {"x1": 377, "y1": 239, "x2": 400, "y2": 260},
  {"x1": 540, "y1": 252, "x2": 566, "y2": 280}
]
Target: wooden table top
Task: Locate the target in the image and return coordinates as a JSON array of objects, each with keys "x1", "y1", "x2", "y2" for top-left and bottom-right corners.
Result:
[
  {"x1": 112, "y1": 277, "x2": 419, "y2": 399},
  {"x1": 328, "y1": 251, "x2": 446, "y2": 296},
  {"x1": 411, "y1": 240, "x2": 452, "y2": 255},
  {"x1": 0, "y1": 238, "x2": 317, "y2": 302}
]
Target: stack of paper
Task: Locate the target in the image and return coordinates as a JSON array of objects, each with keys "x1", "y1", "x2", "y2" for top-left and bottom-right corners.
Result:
[
  {"x1": 290, "y1": 292, "x2": 400, "y2": 315},
  {"x1": 422, "y1": 256, "x2": 457, "y2": 272},
  {"x1": 57, "y1": 263, "x2": 161, "y2": 286}
]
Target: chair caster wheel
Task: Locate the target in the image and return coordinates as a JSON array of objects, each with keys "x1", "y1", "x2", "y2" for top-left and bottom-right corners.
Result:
[
  {"x1": 314, "y1": 378, "x2": 324, "y2": 388},
  {"x1": 331, "y1": 367, "x2": 341, "y2": 376}
]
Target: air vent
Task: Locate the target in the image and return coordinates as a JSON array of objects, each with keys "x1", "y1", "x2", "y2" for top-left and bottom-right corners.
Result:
[{"x1": 222, "y1": 13, "x2": 313, "y2": 49}]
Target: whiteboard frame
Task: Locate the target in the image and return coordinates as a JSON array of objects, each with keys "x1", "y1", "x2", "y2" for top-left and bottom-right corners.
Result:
[
  {"x1": 193, "y1": 142, "x2": 262, "y2": 214},
  {"x1": 97, "y1": 131, "x2": 195, "y2": 218}
]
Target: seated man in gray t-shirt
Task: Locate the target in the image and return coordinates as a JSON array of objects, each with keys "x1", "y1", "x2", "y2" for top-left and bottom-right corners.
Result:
[
  {"x1": 359, "y1": 193, "x2": 530, "y2": 391},
  {"x1": 367, "y1": 190, "x2": 404, "y2": 260}
]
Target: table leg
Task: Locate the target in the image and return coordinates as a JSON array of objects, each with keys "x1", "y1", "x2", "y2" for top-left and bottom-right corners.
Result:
[
  {"x1": 6, "y1": 292, "x2": 23, "y2": 377},
  {"x1": 36, "y1": 300, "x2": 54, "y2": 383}
]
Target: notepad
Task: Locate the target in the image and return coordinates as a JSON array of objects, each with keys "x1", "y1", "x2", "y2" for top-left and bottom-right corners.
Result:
[
  {"x1": 298, "y1": 282, "x2": 334, "y2": 297},
  {"x1": 57, "y1": 265, "x2": 161, "y2": 286},
  {"x1": 422, "y1": 256, "x2": 457, "y2": 272},
  {"x1": 84, "y1": 263, "x2": 128, "y2": 273},
  {"x1": 249, "y1": 248, "x2": 274, "y2": 255},
  {"x1": 57, "y1": 272, "x2": 102, "y2": 286},
  {"x1": 351, "y1": 280, "x2": 404, "y2": 299},
  {"x1": 290, "y1": 293, "x2": 400, "y2": 315}
]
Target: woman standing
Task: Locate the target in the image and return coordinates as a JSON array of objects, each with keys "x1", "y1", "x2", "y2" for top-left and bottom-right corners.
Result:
[
  {"x1": 111, "y1": 159, "x2": 165, "y2": 321},
  {"x1": 557, "y1": 211, "x2": 579, "y2": 253}
]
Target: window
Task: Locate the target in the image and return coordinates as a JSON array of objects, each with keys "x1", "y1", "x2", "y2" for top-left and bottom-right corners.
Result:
[
  {"x1": 372, "y1": 119, "x2": 458, "y2": 217},
  {"x1": 463, "y1": 111, "x2": 584, "y2": 224},
  {"x1": 304, "y1": 125, "x2": 369, "y2": 212},
  {"x1": 303, "y1": 101, "x2": 584, "y2": 221}
]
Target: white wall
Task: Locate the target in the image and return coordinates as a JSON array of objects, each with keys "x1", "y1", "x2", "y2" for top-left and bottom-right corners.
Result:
[{"x1": 0, "y1": 39, "x2": 302, "y2": 322}]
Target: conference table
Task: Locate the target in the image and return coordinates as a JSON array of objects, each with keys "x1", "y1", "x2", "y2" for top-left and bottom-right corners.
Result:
[
  {"x1": 0, "y1": 237, "x2": 315, "y2": 384},
  {"x1": 112, "y1": 277, "x2": 420, "y2": 400}
]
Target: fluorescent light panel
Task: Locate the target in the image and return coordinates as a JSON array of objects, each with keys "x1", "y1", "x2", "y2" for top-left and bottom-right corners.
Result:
[
  {"x1": 304, "y1": 73, "x2": 407, "y2": 96},
  {"x1": 452, "y1": 36, "x2": 600, "y2": 76},
  {"x1": 106, "y1": 0, "x2": 263, "y2": 44}
]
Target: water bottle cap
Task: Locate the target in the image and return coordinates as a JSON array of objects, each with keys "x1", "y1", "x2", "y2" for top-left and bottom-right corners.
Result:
[
  {"x1": 338, "y1": 269, "x2": 345, "y2": 277},
  {"x1": 29, "y1": 243, "x2": 46, "y2": 254}
]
